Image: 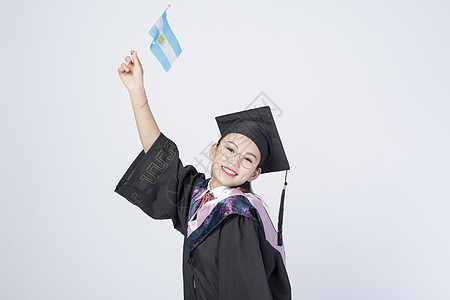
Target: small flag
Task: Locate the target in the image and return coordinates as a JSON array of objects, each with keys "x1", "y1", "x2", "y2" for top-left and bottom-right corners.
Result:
[{"x1": 148, "y1": 8, "x2": 182, "y2": 71}]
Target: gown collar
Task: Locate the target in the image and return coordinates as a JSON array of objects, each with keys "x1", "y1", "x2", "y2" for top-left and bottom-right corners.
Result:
[{"x1": 206, "y1": 180, "x2": 231, "y2": 198}]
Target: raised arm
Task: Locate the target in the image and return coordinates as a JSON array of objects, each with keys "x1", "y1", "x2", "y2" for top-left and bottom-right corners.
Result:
[{"x1": 118, "y1": 50, "x2": 160, "y2": 153}]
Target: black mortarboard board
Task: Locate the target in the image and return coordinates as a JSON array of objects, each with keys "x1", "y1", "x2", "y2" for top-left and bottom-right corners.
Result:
[{"x1": 215, "y1": 106, "x2": 290, "y2": 245}]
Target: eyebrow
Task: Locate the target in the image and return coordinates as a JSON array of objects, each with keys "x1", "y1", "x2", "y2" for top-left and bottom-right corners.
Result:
[{"x1": 223, "y1": 140, "x2": 258, "y2": 159}]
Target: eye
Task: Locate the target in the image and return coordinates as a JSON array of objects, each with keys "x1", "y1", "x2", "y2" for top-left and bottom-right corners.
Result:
[
  {"x1": 244, "y1": 157, "x2": 253, "y2": 163},
  {"x1": 226, "y1": 147, "x2": 235, "y2": 153}
]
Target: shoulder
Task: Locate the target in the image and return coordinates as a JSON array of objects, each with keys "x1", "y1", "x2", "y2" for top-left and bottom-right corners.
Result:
[
  {"x1": 221, "y1": 213, "x2": 262, "y2": 233},
  {"x1": 217, "y1": 195, "x2": 260, "y2": 223}
]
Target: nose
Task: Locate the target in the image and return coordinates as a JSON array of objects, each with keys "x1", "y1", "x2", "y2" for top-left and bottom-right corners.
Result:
[{"x1": 228, "y1": 154, "x2": 240, "y2": 167}]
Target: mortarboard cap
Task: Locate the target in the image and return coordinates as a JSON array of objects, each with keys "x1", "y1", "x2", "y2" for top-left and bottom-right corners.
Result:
[
  {"x1": 215, "y1": 106, "x2": 290, "y2": 174},
  {"x1": 215, "y1": 106, "x2": 290, "y2": 246}
]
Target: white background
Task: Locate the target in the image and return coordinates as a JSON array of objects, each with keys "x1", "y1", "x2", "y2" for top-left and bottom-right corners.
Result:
[{"x1": 1, "y1": 0, "x2": 449, "y2": 299}]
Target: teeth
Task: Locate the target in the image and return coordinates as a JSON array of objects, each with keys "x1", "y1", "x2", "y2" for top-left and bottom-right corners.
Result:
[{"x1": 222, "y1": 166, "x2": 236, "y2": 175}]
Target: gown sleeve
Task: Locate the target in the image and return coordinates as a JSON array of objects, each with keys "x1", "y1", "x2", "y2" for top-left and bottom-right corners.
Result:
[
  {"x1": 114, "y1": 132, "x2": 205, "y2": 236},
  {"x1": 218, "y1": 215, "x2": 292, "y2": 300}
]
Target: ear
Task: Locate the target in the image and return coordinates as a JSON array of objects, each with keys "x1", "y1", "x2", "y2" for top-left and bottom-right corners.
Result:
[
  {"x1": 209, "y1": 143, "x2": 219, "y2": 161},
  {"x1": 247, "y1": 167, "x2": 262, "y2": 182}
]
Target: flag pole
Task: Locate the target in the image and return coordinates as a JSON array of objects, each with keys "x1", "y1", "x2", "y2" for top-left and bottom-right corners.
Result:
[{"x1": 132, "y1": 4, "x2": 171, "y2": 63}]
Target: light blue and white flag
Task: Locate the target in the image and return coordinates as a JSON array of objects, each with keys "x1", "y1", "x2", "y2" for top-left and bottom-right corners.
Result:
[{"x1": 148, "y1": 7, "x2": 182, "y2": 72}]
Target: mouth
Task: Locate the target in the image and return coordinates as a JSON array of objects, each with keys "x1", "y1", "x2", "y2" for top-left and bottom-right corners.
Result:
[{"x1": 221, "y1": 166, "x2": 238, "y2": 177}]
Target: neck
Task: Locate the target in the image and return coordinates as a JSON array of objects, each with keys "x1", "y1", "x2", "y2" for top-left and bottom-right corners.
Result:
[{"x1": 209, "y1": 178, "x2": 223, "y2": 190}]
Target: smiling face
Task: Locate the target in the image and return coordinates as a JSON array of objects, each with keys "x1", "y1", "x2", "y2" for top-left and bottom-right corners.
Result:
[{"x1": 209, "y1": 133, "x2": 262, "y2": 189}]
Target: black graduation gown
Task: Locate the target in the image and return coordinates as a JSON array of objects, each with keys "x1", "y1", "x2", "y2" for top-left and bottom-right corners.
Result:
[{"x1": 114, "y1": 132, "x2": 292, "y2": 300}]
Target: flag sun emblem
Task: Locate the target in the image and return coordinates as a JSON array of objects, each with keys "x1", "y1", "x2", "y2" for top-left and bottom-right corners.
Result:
[{"x1": 157, "y1": 34, "x2": 165, "y2": 45}]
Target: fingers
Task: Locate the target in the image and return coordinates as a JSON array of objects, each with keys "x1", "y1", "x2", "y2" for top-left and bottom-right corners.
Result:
[
  {"x1": 118, "y1": 50, "x2": 139, "y2": 75},
  {"x1": 120, "y1": 62, "x2": 130, "y2": 72}
]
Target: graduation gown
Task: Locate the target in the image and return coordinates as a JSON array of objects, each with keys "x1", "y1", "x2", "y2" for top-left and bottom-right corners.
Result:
[{"x1": 114, "y1": 132, "x2": 292, "y2": 300}]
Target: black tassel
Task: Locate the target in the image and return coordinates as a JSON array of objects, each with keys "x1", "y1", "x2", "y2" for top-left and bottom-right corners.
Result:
[{"x1": 277, "y1": 170, "x2": 288, "y2": 246}]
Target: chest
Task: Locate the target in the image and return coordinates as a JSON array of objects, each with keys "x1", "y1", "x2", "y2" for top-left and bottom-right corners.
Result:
[{"x1": 182, "y1": 224, "x2": 222, "y2": 299}]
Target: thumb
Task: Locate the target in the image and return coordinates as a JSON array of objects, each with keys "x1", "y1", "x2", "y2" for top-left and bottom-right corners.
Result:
[{"x1": 131, "y1": 50, "x2": 141, "y2": 65}]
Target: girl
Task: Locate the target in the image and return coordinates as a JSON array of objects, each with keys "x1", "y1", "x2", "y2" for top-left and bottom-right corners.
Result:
[{"x1": 115, "y1": 50, "x2": 292, "y2": 300}]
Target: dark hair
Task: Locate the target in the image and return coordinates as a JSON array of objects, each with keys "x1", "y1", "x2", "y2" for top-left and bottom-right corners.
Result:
[{"x1": 216, "y1": 134, "x2": 261, "y2": 194}]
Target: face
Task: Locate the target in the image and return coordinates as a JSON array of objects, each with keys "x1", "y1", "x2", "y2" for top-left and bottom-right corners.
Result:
[{"x1": 209, "y1": 133, "x2": 262, "y2": 189}]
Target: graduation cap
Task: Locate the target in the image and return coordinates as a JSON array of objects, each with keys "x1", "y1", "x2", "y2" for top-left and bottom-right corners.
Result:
[{"x1": 215, "y1": 106, "x2": 290, "y2": 246}]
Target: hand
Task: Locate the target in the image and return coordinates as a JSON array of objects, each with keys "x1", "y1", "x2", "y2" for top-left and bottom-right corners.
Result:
[{"x1": 118, "y1": 50, "x2": 144, "y2": 91}]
